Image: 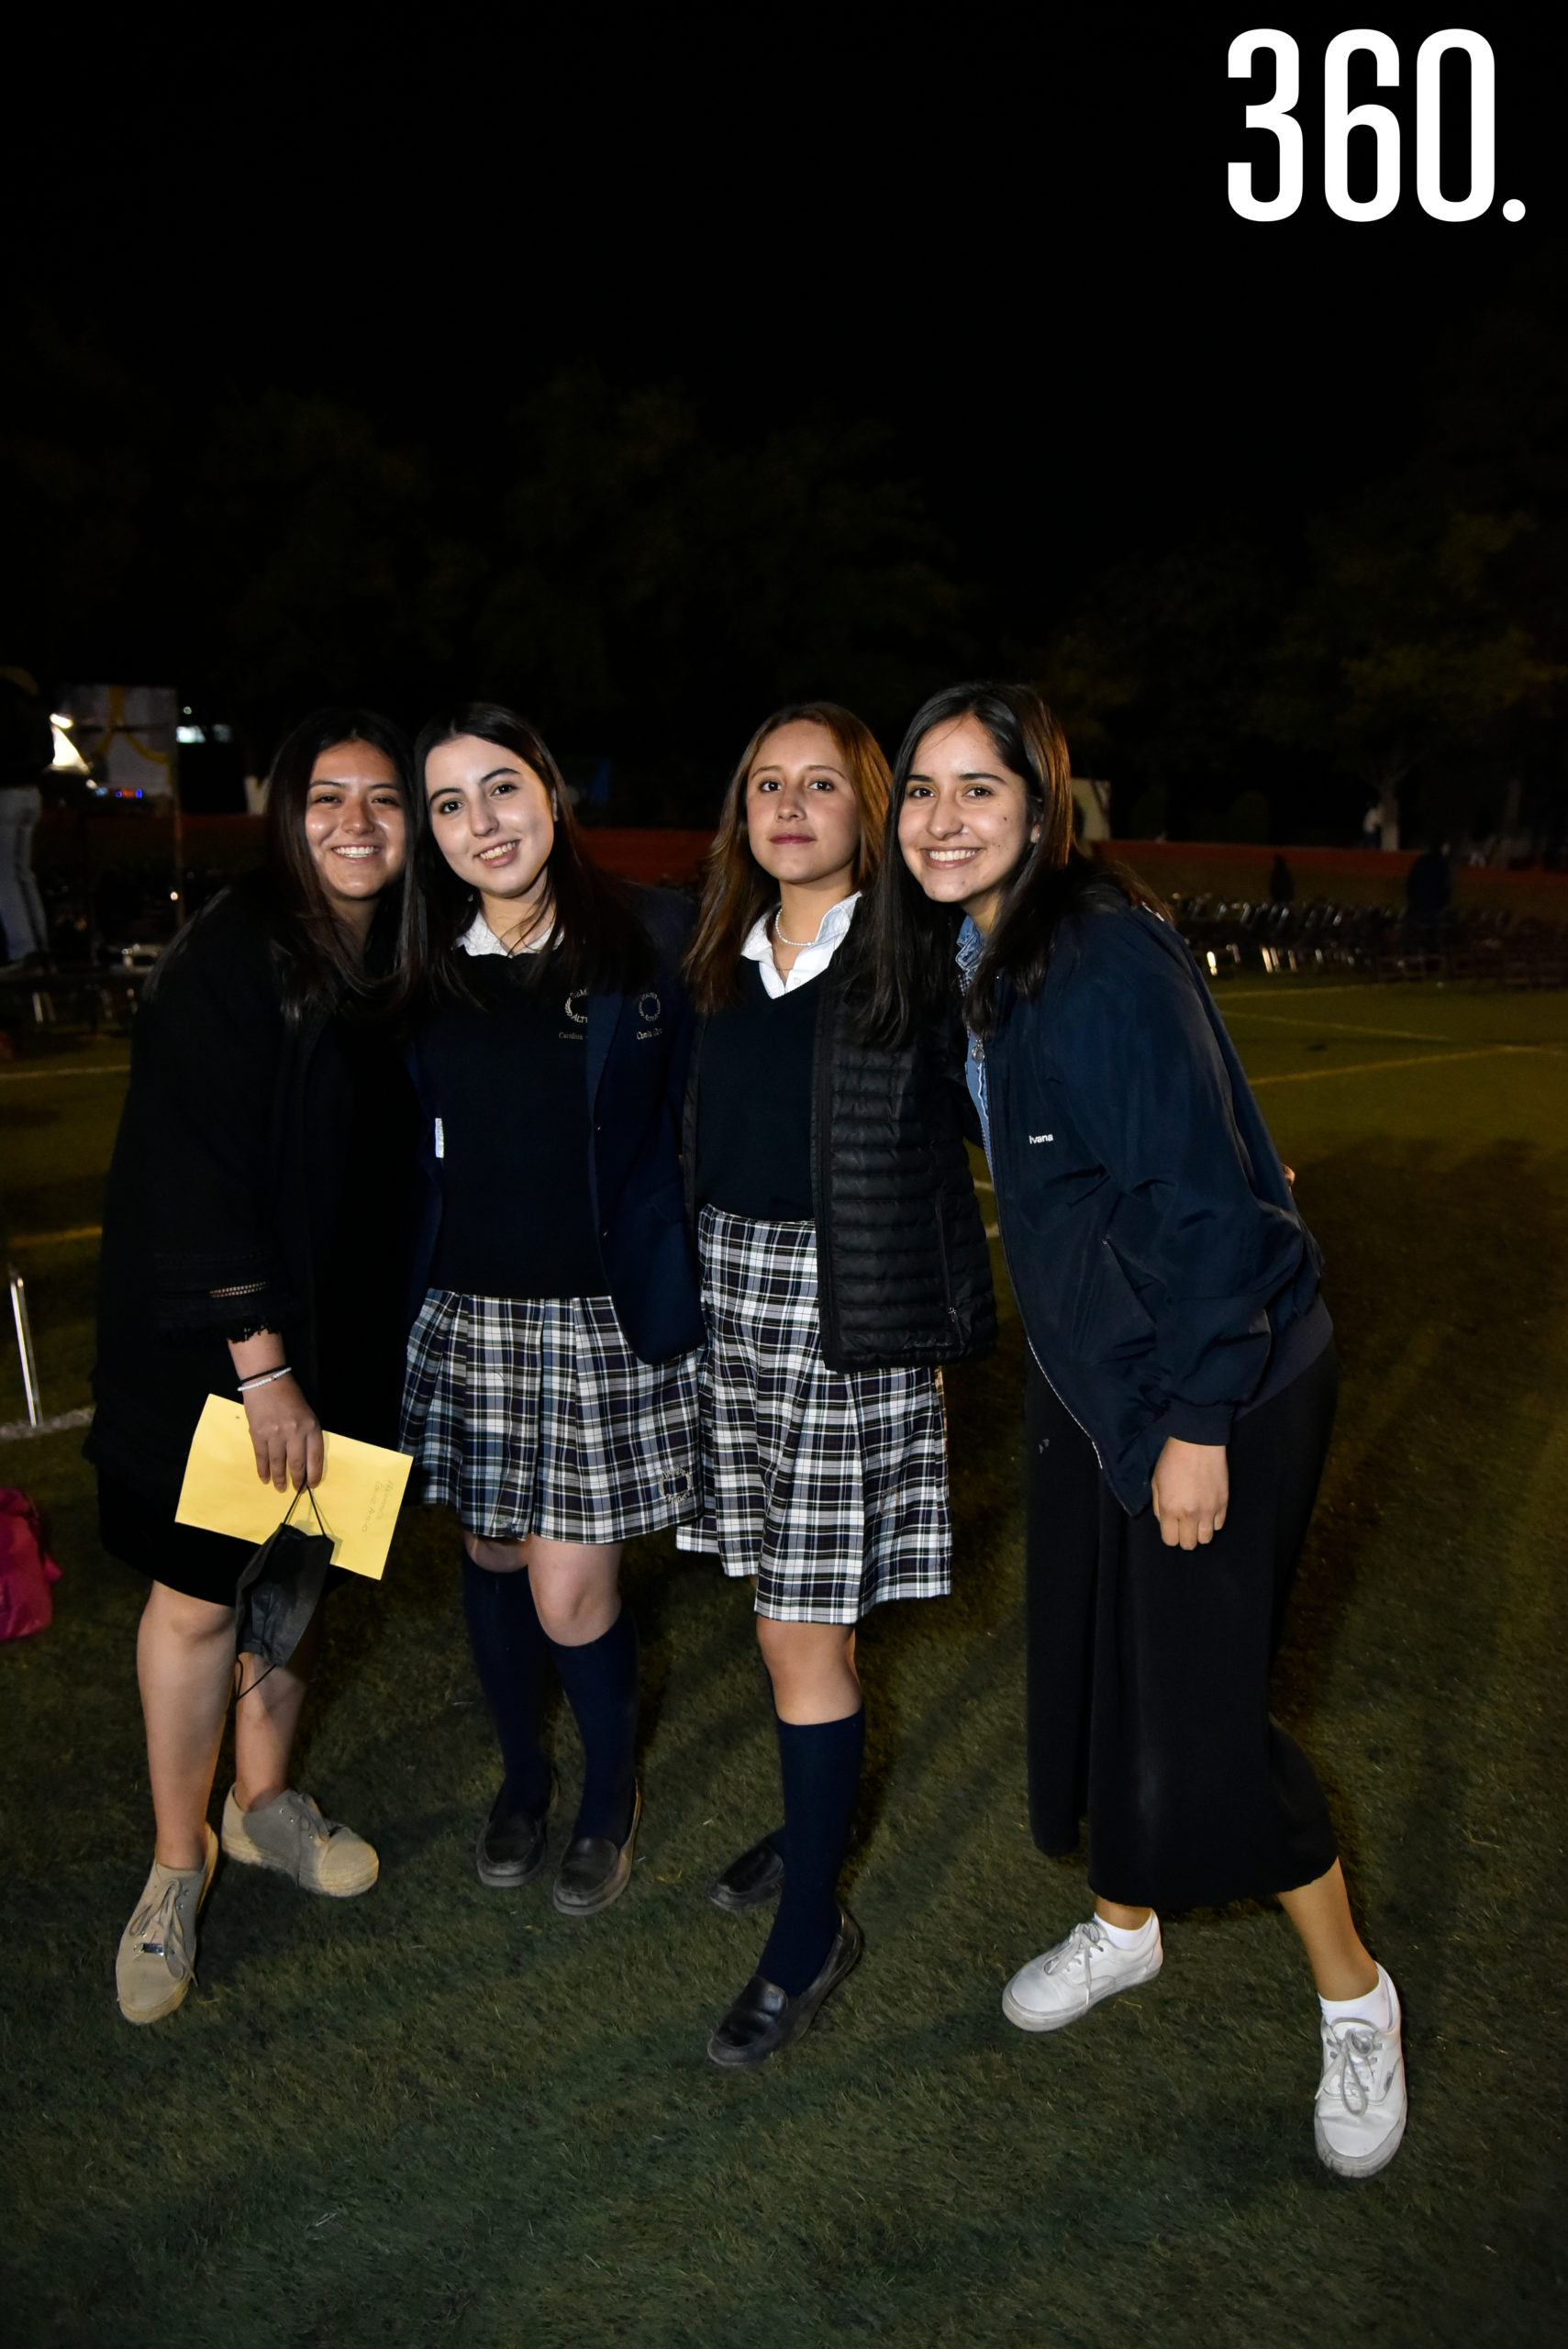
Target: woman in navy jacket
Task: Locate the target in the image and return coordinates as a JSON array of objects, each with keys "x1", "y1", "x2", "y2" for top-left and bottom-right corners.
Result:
[
  {"x1": 872, "y1": 681, "x2": 1407, "y2": 2182},
  {"x1": 398, "y1": 704, "x2": 702, "y2": 1920}
]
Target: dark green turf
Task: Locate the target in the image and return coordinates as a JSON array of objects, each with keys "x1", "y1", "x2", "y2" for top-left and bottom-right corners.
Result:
[{"x1": 2, "y1": 985, "x2": 1564, "y2": 2346}]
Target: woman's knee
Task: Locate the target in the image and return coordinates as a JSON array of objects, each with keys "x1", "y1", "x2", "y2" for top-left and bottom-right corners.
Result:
[
  {"x1": 755, "y1": 1616, "x2": 854, "y2": 1683},
  {"x1": 527, "y1": 1545, "x2": 621, "y2": 1642},
  {"x1": 144, "y1": 1582, "x2": 235, "y2": 1649}
]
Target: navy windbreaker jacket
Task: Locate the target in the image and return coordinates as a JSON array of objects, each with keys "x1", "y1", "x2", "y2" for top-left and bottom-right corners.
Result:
[{"x1": 984, "y1": 894, "x2": 1322, "y2": 1513}]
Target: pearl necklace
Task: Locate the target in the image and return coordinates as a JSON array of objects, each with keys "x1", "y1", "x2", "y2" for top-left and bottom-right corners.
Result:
[{"x1": 773, "y1": 908, "x2": 819, "y2": 949}]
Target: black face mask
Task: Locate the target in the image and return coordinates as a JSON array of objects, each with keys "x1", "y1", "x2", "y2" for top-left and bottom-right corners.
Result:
[{"x1": 233, "y1": 1486, "x2": 335, "y2": 1670}]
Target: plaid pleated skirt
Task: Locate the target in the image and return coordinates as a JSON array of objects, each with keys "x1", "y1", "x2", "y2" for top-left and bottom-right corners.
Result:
[
  {"x1": 676, "y1": 1205, "x2": 951, "y2": 1623},
  {"x1": 402, "y1": 1290, "x2": 701, "y2": 1543}
]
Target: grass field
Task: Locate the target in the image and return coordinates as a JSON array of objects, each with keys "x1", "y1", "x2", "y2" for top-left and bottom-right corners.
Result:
[{"x1": 2, "y1": 977, "x2": 1565, "y2": 2347}]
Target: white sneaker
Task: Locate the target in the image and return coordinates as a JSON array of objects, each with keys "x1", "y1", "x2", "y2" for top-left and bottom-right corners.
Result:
[
  {"x1": 1002, "y1": 1915, "x2": 1163, "y2": 2032},
  {"x1": 1314, "y1": 1965, "x2": 1407, "y2": 2178}
]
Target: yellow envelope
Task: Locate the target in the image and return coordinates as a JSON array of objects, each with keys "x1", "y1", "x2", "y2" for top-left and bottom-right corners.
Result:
[{"x1": 175, "y1": 1395, "x2": 414, "y2": 1581}]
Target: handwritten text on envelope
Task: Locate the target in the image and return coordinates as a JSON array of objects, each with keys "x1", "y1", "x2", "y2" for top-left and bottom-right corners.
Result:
[{"x1": 175, "y1": 1395, "x2": 413, "y2": 1580}]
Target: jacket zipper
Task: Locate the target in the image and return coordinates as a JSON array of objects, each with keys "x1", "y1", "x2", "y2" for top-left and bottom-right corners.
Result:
[{"x1": 987, "y1": 1074, "x2": 1110, "y2": 1483}]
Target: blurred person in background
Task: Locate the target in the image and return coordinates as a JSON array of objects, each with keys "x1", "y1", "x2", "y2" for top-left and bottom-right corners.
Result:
[
  {"x1": 0, "y1": 664, "x2": 53, "y2": 963},
  {"x1": 1406, "y1": 839, "x2": 1453, "y2": 928},
  {"x1": 880, "y1": 680, "x2": 1407, "y2": 2182},
  {"x1": 90, "y1": 709, "x2": 417, "y2": 2025},
  {"x1": 680, "y1": 704, "x2": 994, "y2": 2066}
]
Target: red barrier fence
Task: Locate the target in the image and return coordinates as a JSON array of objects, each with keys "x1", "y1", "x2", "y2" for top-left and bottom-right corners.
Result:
[
  {"x1": 34, "y1": 814, "x2": 716, "y2": 885},
  {"x1": 33, "y1": 815, "x2": 1568, "y2": 912},
  {"x1": 1096, "y1": 839, "x2": 1568, "y2": 916}
]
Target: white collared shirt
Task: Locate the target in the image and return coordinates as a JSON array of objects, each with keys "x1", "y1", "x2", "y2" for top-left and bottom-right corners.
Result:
[
  {"x1": 457, "y1": 907, "x2": 554, "y2": 958},
  {"x1": 740, "y1": 891, "x2": 861, "y2": 999}
]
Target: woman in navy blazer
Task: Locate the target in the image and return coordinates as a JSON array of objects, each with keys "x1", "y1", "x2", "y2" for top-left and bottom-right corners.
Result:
[
  {"x1": 398, "y1": 704, "x2": 702, "y2": 1920},
  {"x1": 873, "y1": 680, "x2": 1407, "y2": 2182}
]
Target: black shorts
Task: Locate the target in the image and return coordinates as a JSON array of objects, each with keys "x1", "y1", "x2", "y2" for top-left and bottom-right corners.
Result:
[{"x1": 97, "y1": 1471, "x2": 262, "y2": 1608}]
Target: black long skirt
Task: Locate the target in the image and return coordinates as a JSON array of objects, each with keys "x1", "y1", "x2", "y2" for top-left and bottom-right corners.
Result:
[{"x1": 1025, "y1": 1343, "x2": 1340, "y2": 1912}]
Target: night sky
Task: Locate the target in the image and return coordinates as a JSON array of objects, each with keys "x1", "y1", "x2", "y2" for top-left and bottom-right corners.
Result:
[{"x1": 6, "y1": 6, "x2": 1563, "y2": 823}]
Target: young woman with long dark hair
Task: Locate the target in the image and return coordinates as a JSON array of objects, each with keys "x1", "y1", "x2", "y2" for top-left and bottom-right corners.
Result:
[
  {"x1": 398, "y1": 704, "x2": 702, "y2": 1920},
  {"x1": 93, "y1": 709, "x2": 417, "y2": 2025},
  {"x1": 682, "y1": 702, "x2": 994, "y2": 2066},
  {"x1": 874, "y1": 680, "x2": 1406, "y2": 2177}
]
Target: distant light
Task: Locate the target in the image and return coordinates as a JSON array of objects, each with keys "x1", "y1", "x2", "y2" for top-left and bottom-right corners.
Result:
[
  {"x1": 211, "y1": 723, "x2": 234, "y2": 743},
  {"x1": 1206, "y1": 951, "x2": 1218, "y2": 974},
  {"x1": 50, "y1": 724, "x2": 89, "y2": 775},
  {"x1": 176, "y1": 725, "x2": 205, "y2": 744},
  {"x1": 170, "y1": 890, "x2": 179, "y2": 901},
  {"x1": 182, "y1": 706, "x2": 193, "y2": 716},
  {"x1": 50, "y1": 711, "x2": 73, "y2": 729}
]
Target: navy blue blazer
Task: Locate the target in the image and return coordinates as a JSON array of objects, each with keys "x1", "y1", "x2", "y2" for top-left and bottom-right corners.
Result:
[
  {"x1": 984, "y1": 893, "x2": 1322, "y2": 1513},
  {"x1": 406, "y1": 887, "x2": 704, "y2": 1364}
]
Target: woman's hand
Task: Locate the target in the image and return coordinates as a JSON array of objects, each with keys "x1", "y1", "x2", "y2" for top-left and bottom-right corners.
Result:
[
  {"x1": 241, "y1": 1375, "x2": 325, "y2": 1492},
  {"x1": 1151, "y1": 1437, "x2": 1229, "y2": 1549}
]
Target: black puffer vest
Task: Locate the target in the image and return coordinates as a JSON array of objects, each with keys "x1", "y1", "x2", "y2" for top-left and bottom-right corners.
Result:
[{"x1": 684, "y1": 942, "x2": 996, "y2": 1373}]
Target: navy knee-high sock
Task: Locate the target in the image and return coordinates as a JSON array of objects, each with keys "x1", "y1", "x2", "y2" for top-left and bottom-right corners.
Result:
[
  {"x1": 757, "y1": 1709, "x2": 864, "y2": 1996},
  {"x1": 546, "y1": 1608, "x2": 640, "y2": 1845},
  {"x1": 461, "y1": 1554, "x2": 552, "y2": 1816}
]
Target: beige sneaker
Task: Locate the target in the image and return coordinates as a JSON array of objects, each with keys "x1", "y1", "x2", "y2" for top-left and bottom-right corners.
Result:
[
  {"x1": 221, "y1": 1786, "x2": 378, "y2": 1897},
  {"x1": 116, "y1": 1824, "x2": 219, "y2": 2025}
]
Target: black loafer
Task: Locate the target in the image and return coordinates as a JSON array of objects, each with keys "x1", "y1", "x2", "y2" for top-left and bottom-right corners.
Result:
[
  {"x1": 474, "y1": 1780, "x2": 554, "y2": 1889},
  {"x1": 707, "y1": 1830, "x2": 785, "y2": 1914},
  {"x1": 706, "y1": 1909, "x2": 863, "y2": 2068},
  {"x1": 551, "y1": 1787, "x2": 641, "y2": 1918}
]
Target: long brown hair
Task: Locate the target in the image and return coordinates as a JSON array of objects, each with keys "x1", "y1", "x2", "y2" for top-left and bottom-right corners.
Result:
[
  {"x1": 148, "y1": 708, "x2": 411, "y2": 1023},
  {"x1": 399, "y1": 702, "x2": 651, "y2": 1006},
  {"x1": 684, "y1": 701, "x2": 891, "y2": 1016},
  {"x1": 864, "y1": 680, "x2": 1166, "y2": 1044},
  {"x1": 261, "y1": 707, "x2": 412, "y2": 1019}
]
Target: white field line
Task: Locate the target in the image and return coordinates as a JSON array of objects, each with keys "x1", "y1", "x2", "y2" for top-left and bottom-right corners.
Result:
[
  {"x1": 0, "y1": 1405, "x2": 93, "y2": 1442},
  {"x1": 1225, "y1": 1010, "x2": 1454, "y2": 1043},
  {"x1": 1251, "y1": 1044, "x2": 1562, "y2": 1087},
  {"x1": 1215, "y1": 983, "x2": 1403, "y2": 1003}
]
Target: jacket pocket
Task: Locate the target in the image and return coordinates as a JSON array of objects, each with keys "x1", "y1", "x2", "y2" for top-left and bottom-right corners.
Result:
[{"x1": 1073, "y1": 1236, "x2": 1156, "y2": 1361}]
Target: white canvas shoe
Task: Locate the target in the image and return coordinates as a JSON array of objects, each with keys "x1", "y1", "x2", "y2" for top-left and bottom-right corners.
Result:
[
  {"x1": 1314, "y1": 1965, "x2": 1407, "y2": 2178},
  {"x1": 1002, "y1": 1915, "x2": 1163, "y2": 2032},
  {"x1": 116, "y1": 1825, "x2": 219, "y2": 2025},
  {"x1": 221, "y1": 1787, "x2": 378, "y2": 1897}
]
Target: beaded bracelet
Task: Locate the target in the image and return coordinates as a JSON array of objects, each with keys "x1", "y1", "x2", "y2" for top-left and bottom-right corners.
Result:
[{"x1": 237, "y1": 1364, "x2": 293, "y2": 1394}]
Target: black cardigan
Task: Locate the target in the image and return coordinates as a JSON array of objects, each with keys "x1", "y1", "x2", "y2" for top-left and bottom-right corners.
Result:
[
  {"x1": 684, "y1": 934, "x2": 996, "y2": 1373},
  {"x1": 87, "y1": 881, "x2": 417, "y2": 1504}
]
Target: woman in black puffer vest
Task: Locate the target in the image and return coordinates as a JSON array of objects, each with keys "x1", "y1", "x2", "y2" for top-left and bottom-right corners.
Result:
[{"x1": 680, "y1": 700, "x2": 994, "y2": 2071}]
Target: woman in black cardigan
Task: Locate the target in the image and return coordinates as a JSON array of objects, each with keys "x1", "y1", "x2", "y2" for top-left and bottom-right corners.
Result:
[
  {"x1": 682, "y1": 702, "x2": 994, "y2": 2067},
  {"x1": 91, "y1": 710, "x2": 417, "y2": 2026}
]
